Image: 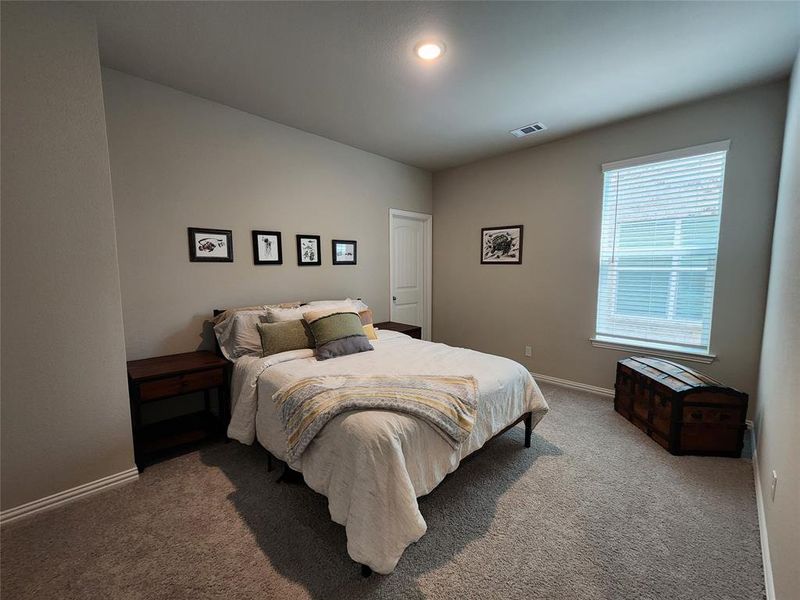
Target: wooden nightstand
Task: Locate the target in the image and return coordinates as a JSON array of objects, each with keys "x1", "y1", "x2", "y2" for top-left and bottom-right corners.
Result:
[
  {"x1": 127, "y1": 351, "x2": 230, "y2": 470},
  {"x1": 374, "y1": 321, "x2": 422, "y2": 340}
]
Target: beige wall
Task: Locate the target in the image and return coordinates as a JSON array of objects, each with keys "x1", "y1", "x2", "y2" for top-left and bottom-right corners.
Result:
[
  {"x1": 101, "y1": 69, "x2": 432, "y2": 360},
  {"x1": 755, "y1": 52, "x2": 800, "y2": 600},
  {"x1": 432, "y1": 82, "x2": 787, "y2": 416},
  {"x1": 1, "y1": 3, "x2": 135, "y2": 510}
]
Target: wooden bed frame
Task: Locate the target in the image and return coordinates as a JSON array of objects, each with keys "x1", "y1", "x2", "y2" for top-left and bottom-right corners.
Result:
[{"x1": 212, "y1": 308, "x2": 533, "y2": 577}]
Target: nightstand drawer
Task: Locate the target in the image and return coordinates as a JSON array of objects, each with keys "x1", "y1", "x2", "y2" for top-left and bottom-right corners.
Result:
[{"x1": 139, "y1": 368, "x2": 224, "y2": 402}]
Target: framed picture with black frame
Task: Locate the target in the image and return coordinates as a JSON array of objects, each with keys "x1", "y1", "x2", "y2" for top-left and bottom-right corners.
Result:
[
  {"x1": 188, "y1": 227, "x2": 233, "y2": 262},
  {"x1": 480, "y1": 225, "x2": 523, "y2": 264},
  {"x1": 252, "y1": 230, "x2": 283, "y2": 265},
  {"x1": 296, "y1": 234, "x2": 322, "y2": 266},
  {"x1": 331, "y1": 239, "x2": 357, "y2": 265}
]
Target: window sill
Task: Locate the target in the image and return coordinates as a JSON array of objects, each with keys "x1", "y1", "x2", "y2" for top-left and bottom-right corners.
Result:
[{"x1": 589, "y1": 337, "x2": 716, "y2": 364}]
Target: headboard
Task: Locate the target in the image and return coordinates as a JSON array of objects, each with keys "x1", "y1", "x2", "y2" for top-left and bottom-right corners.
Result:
[{"x1": 212, "y1": 309, "x2": 225, "y2": 358}]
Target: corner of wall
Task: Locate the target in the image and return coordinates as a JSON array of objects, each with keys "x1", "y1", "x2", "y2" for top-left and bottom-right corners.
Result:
[
  {"x1": 753, "y1": 49, "x2": 800, "y2": 600},
  {"x1": 1, "y1": 1, "x2": 135, "y2": 513}
]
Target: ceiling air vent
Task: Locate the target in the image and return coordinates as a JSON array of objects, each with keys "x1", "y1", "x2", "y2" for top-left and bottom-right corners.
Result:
[{"x1": 510, "y1": 122, "x2": 547, "y2": 138}]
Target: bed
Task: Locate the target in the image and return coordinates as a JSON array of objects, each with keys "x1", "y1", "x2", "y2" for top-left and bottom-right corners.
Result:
[{"x1": 221, "y1": 316, "x2": 549, "y2": 574}]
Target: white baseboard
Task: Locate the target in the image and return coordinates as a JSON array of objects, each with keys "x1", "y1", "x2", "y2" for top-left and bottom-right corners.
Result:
[
  {"x1": 750, "y1": 426, "x2": 776, "y2": 600},
  {"x1": 0, "y1": 467, "x2": 139, "y2": 526},
  {"x1": 531, "y1": 372, "x2": 615, "y2": 398}
]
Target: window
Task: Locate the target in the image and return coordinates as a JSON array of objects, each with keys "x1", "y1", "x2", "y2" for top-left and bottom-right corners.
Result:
[{"x1": 593, "y1": 141, "x2": 728, "y2": 357}]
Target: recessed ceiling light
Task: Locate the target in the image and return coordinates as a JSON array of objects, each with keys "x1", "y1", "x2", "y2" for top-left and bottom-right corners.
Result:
[{"x1": 414, "y1": 41, "x2": 445, "y2": 61}]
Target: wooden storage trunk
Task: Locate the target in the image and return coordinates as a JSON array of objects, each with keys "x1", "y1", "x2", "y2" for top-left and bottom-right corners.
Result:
[{"x1": 614, "y1": 357, "x2": 748, "y2": 457}]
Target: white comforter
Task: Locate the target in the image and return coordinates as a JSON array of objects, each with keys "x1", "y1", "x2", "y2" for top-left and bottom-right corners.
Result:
[{"x1": 227, "y1": 330, "x2": 549, "y2": 574}]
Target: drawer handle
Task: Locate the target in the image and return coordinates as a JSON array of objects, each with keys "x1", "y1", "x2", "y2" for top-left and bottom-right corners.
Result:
[
  {"x1": 719, "y1": 413, "x2": 730, "y2": 421},
  {"x1": 691, "y1": 411, "x2": 703, "y2": 420}
]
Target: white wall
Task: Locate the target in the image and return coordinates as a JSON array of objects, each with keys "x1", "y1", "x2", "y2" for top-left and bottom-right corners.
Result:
[
  {"x1": 101, "y1": 69, "x2": 432, "y2": 360},
  {"x1": 1, "y1": 2, "x2": 135, "y2": 511},
  {"x1": 432, "y1": 81, "x2": 787, "y2": 417},
  {"x1": 755, "y1": 51, "x2": 800, "y2": 600}
]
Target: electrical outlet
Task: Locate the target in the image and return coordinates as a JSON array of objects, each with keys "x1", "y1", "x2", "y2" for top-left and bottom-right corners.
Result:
[
  {"x1": 524, "y1": 345, "x2": 532, "y2": 357},
  {"x1": 771, "y1": 470, "x2": 778, "y2": 502}
]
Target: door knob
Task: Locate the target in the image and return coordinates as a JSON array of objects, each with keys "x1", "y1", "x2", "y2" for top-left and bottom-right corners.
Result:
[{"x1": 392, "y1": 296, "x2": 397, "y2": 302}]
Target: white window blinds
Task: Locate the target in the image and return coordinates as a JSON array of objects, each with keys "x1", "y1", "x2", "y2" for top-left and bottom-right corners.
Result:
[{"x1": 594, "y1": 141, "x2": 728, "y2": 355}]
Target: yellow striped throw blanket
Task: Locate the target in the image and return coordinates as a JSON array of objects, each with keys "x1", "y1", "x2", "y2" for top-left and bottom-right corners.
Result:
[{"x1": 274, "y1": 375, "x2": 479, "y2": 462}]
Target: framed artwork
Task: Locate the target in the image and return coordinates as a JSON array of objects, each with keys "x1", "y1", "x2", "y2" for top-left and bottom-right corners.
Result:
[
  {"x1": 188, "y1": 227, "x2": 233, "y2": 262},
  {"x1": 332, "y1": 239, "x2": 357, "y2": 265},
  {"x1": 481, "y1": 225, "x2": 523, "y2": 264},
  {"x1": 296, "y1": 234, "x2": 321, "y2": 266},
  {"x1": 252, "y1": 230, "x2": 283, "y2": 265}
]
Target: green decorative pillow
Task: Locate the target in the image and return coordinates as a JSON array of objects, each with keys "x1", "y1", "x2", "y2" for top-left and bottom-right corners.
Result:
[
  {"x1": 303, "y1": 308, "x2": 373, "y2": 361},
  {"x1": 257, "y1": 320, "x2": 315, "y2": 357}
]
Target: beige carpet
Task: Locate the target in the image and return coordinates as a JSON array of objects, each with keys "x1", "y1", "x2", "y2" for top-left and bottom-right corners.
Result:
[{"x1": 1, "y1": 383, "x2": 764, "y2": 600}]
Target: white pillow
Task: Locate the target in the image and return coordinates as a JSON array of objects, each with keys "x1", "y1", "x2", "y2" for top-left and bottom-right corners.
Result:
[
  {"x1": 214, "y1": 310, "x2": 266, "y2": 360},
  {"x1": 308, "y1": 298, "x2": 369, "y2": 311},
  {"x1": 266, "y1": 299, "x2": 367, "y2": 323},
  {"x1": 264, "y1": 305, "x2": 308, "y2": 322}
]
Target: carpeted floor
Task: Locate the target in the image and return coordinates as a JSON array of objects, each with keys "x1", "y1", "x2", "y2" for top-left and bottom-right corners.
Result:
[{"x1": 1, "y1": 383, "x2": 764, "y2": 600}]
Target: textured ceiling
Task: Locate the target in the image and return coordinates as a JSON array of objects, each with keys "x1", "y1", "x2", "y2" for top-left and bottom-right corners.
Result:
[{"x1": 79, "y1": 1, "x2": 800, "y2": 171}]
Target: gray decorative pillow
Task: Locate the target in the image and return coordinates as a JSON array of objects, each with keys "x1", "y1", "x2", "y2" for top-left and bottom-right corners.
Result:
[
  {"x1": 257, "y1": 320, "x2": 315, "y2": 357},
  {"x1": 314, "y1": 335, "x2": 374, "y2": 361}
]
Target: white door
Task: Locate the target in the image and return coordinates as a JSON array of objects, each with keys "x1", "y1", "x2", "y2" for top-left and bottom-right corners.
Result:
[{"x1": 389, "y1": 209, "x2": 432, "y2": 339}]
